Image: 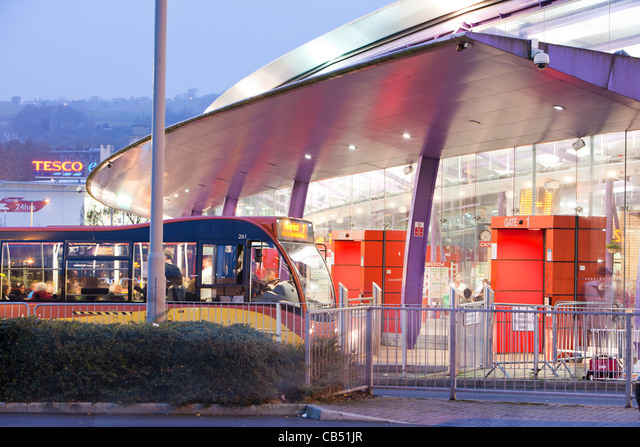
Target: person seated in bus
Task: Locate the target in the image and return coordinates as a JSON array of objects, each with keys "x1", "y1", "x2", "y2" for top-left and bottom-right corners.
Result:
[
  {"x1": 133, "y1": 262, "x2": 184, "y2": 302},
  {"x1": 185, "y1": 277, "x2": 199, "y2": 301},
  {"x1": 168, "y1": 284, "x2": 187, "y2": 301},
  {"x1": 108, "y1": 283, "x2": 124, "y2": 299},
  {"x1": 234, "y1": 246, "x2": 244, "y2": 284},
  {"x1": 28, "y1": 282, "x2": 53, "y2": 301},
  {"x1": 8, "y1": 283, "x2": 27, "y2": 300},
  {"x1": 261, "y1": 269, "x2": 279, "y2": 288},
  {"x1": 66, "y1": 272, "x2": 81, "y2": 295},
  {"x1": 251, "y1": 268, "x2": 277, "y2": 300},
  {"x1": 252, "y1": 269, "x2": 299, "y2": 304},
  {"x1": 166, "y1": 263, "x2": 187, "y2": 302},
  {"x1": 26, "y1": 281, "x2": 39, "y2": 300}
]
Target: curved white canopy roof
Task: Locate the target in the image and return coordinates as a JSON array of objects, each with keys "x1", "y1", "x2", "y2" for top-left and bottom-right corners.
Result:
[{"x1": 87, "y1": 0, "x2": 640, "y2": 218}]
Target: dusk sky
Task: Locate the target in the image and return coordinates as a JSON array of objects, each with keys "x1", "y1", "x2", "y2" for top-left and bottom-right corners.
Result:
[{"x1": 0, "y1": 0, "x2": 393, "y2": 102}]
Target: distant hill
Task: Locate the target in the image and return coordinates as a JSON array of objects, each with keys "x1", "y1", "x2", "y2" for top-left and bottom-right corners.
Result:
[{"x1": 0, "y1": 92, "x2": 219, "y2": 150}]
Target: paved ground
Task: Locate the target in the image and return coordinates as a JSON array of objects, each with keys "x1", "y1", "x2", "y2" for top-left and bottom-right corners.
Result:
[
  {"x1": 2, "y1": 394, "x2": 638, "y2": 427},
  {"x1": 308, "y1": 394, "x2": 640, "y2": 426}
]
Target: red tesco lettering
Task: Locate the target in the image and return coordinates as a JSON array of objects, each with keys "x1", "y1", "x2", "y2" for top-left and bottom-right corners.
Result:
[{"x1": 33, "y1": 160, "x2": 84, "y2": 172}]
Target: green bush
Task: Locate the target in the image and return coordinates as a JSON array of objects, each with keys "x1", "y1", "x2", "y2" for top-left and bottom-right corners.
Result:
[{"x1": 0, "y1": 318, "x2": 328, "y2": 406}]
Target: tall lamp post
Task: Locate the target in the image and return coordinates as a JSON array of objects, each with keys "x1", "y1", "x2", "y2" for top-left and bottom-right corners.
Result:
[{"x1": 147, "y1": 0, "x2": 167, "y2": 323}]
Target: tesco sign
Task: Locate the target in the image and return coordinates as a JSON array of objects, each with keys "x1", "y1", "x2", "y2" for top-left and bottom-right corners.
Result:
[{"x1": 33, "y1": 160, "x2": 84, "y2": 172}]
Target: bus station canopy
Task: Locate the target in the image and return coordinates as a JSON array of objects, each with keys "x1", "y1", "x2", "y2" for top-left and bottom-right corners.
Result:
[{"x1": 87, "y1": 15, "x2": 640, "y2": 219}]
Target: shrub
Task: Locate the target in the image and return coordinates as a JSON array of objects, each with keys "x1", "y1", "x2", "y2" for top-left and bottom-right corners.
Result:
[{"x1": 0, "y1": 318, "x2": 315, "y2": 406}]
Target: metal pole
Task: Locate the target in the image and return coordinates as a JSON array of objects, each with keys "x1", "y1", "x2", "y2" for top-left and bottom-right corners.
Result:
[
  {"x1": 305, "y1": 311, "x2": 311, "y2": 386},
  {"x1": 449, "y1": 307, "x2": 457, "y2": 400},
  {"x1": 625, "y1": 313, "x2": 633, "y2": 408},
  {"x1": 534, "y1": 308, "x2": 539, "y2": 378},
  {"x1": 365, "y1": 307, "x2": 374, "y2": 392},
  {"x1": 147, "y1": 0, "x2": 167, "y2": 323}
]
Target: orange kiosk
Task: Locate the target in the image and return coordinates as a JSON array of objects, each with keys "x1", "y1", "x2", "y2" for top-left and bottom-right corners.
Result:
[
  {"x1": 490, "y1": 215, "x2": 606, "y2": 353},
  {"x1": 330, "y1": 230, "x2": 406, "y2": 304},
  {"x1": 330, "y1": 230, "x2": 406, "y2": 332},
  {"x1": 490, "y1": 215, "x2": 606, "y2": 306},
  {"x1": 330, "y1": 230, "x2": 461, "y2": 333}
]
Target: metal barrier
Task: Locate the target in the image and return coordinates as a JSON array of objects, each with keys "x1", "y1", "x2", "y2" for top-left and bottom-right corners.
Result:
[
  {"x1": 305, "y1": 304, "x2": 640, "y2": 407},
  {"x1": 0, "y1": 302, "x2": 31, "y2": 319},
  {"x1": 2, "y1": 301, "x2": 305, "y2": 344},
  {"x1": 4, "y1": 300, "x2": 638, "y2": 406},
  {"x1": 167, "y1": 302, "x2": 305, "y2": 344}
]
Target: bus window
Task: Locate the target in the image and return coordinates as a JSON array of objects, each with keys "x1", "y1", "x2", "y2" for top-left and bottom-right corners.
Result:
[
  {"x1": 249, "y1": 241, "x2": 299, "y2": 305},
  {"x1": 65, "y1": 241, "x2": 131, "y2": 302},
  {"x1": 1, "y1": 242, "x2": 63, "y2": 301},
  {"x1": 65, "y1": 260, "x2": 130, "y2": 301},
  {"x1": 200, "y1": 244, "x2": 245, "y2": 302},
  {"x1": 279, "y1": 241, "x2": 334, "y2": 308},
  {"x1": 133, "y1": 242, "x2": 197, "y2": 302},
  {"x1": 67, "y1": 242, "x2": 130, "y2": 257}
]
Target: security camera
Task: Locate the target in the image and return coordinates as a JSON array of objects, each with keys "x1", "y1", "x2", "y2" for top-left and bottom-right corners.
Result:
[
  {"x1": 533, "y1": 51, "x2": 549, "y2": 69},
  {"x1": 76, "y1": 186, "x2": 84, "y2": 193},
  {"x1": 572, "y1": 138, "x2": 586, "y2": 151}
]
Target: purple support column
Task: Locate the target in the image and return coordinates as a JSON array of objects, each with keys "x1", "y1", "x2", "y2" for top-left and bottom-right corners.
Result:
[
  {"x1": 402, "y1": 156, "x2": 440, "y2": 348},
  {"x1": 288, "y1": 180, "x2": 309, "y2": 219},
  {"x1": 222, "y1": 171, "x2": 248, "y2": 217},
  {"x1": 222, "y1": 197, "x2": 238, "y2": 216}
]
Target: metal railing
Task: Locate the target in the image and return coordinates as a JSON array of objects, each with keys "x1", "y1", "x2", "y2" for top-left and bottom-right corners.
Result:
[
  {"x1": 1, "y1": 301, "x2": 305, "y2": 344},
  {"x1": 305, "y1": 298, "x2": 640, "y2": 407},
  {"x1": 3, "y1": 295, "x2": 638, "y2": 406}
]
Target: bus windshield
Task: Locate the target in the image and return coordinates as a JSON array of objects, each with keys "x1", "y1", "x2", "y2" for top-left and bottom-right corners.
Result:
[{"x1": 279, "y1": 241, "x2": 334, "y2": 308}]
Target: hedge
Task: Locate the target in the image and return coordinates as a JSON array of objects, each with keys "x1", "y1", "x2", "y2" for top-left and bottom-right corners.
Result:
[{"x1": 0, "y1": 317, "x2": 339, "y2": 406}]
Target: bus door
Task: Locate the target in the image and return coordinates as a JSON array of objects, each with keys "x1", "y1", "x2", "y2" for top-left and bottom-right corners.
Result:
[{"x1": 199, "y1": 242, "x2": 246, "y2": 302}]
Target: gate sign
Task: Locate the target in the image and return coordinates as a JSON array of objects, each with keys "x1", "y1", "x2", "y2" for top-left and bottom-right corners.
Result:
[
  {"x1": 512, "y1": 307, "x2": 536, "y2": 331},
  {"x1": 413, "y1": 221, "x2": 424, "y2": 237}
]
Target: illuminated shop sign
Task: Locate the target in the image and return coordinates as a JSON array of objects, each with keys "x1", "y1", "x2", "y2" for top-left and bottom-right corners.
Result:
[{"x1": 32, "y1": 160, "x2": 84, "y2": 172}]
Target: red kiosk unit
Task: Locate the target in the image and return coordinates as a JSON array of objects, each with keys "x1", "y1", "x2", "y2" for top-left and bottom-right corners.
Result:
[{"x1": 490, "y1": 215, "x2": 606, "y2": 353}]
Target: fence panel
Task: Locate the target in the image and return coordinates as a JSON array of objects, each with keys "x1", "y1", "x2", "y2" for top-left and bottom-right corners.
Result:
[
  {"x1": 32, "y1": 302, "x2": 146, "y2": 324},
  {"x1": 25, "y1": 302, "x2": 304, "y2": 343},
  {"x1": 6, "y1": 300, "x2": 638, "y2": 405},
  {"x1": 305, "y1": 304, "x2": 639, "y2": 406},
  {"x1": 0, "y1": 302, "x2": 31, "y2": 319}
]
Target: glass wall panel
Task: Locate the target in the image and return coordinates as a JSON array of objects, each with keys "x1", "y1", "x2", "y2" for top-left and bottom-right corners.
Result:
[
  {"x1": 513, "y1": 145, "x2": 534, "y2": 216},
  {"x1": 439, "y1": 155, "x2": 478, "y2": 284},
  {"x1": 625, "y1": 131, "x2": 640, "y2": 314},
  {"x1": 476, "y1": 0, "x2": 640, "y2": 57},
  {"x1": 384, "y1": 165, "x2": 413, "y2": 231},
  {"x1": 232, "y1": 132, "x2": 640, "y2": 313}
]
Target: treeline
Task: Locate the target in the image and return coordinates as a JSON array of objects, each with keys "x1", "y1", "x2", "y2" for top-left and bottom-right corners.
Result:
[
  {"x1": 0, "y1": 139, "x2": 53, "y2": 182},
  {"x1": 1, "y1": 92, "x2": 218, "y2": 150}
]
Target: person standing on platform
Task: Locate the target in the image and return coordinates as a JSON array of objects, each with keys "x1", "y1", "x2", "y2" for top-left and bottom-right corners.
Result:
[{"x1": 450, "y1": 274, "x2": 471, "y2": 305}]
